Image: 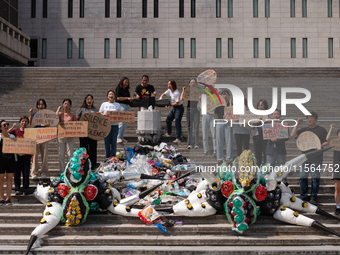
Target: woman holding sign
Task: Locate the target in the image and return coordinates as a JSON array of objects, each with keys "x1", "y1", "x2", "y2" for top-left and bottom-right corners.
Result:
[
  {"x1": 9, "y1": 116, "x2": 31, "y2": 194},
  {"x1": 160, "y1": 80, "x2": 184, "y2": 143},
  {"x1": 56, "y1": 99, "x2": 77, "y2": 173},
  {"x1": 76, "y1": 94, "x2": 99, "y2": 170},
  {"x1": 0, "y1": 120, "x2": 16, "y2": 205},
  {"x1": 99, "y1": 90, "x2": 122, "y2": 159}
]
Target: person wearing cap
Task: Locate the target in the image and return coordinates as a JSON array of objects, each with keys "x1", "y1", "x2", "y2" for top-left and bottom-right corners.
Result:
[{"x1": 291, "y1": 111, "x2": 329, "y2": 205}]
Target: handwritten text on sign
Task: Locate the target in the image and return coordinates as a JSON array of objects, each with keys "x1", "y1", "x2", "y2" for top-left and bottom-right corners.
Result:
[
  {"x1": 108, "y1": 111, "x2": 134, "y2": 123},
  {"x1": 262, "y1": 123, "x2": 289, "y2": 140},
  {"x1": 197, "y1": 69, "x2": 217, "y2": 87},
  {"x1": 2, "y1": 138, "x2": 36, "y2": 155},
  {"x1": 31, "y1": 109, "x2": 59, "y2": 127},
  {"x1": 24, "y1": 127, "x2": 58, "y2": 144},
  {"x1": 80, "y1": 112, "x2": 111, "y2": 141},
  {"x1": 182, "y1": 87, "x2": 203, "y2": 101},
  {"x1": 296, "y1": 131, "x2": 321, "y2": 151},
  {"x1": 58, "y1": 121, "x2": 88, "y2": 138},
  {"x1": 330, "y1": 138, "x2": 340, "y2": 151},
  {"x1": 224, "y1": 107, "x2": 241, "y2": 121}
]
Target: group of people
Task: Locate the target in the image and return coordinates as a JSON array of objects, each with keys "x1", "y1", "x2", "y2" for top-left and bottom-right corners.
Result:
[{"x1": 0, "y1": 75, "x2": 339, "y2": 216}]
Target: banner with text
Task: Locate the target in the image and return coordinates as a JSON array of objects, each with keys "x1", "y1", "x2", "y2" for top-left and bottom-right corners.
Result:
[
  {"x1": 24, "y1": 127, "x2": 58, "y2": 144},
  {"x1": 2, "y1": 138, "x2": 36, "y2": 155},
  {"x1": 58, "y1": 121, "x2": 88, "y2": 138},
  {"x1": 80, "y1": 112, "x2": 111, "y2": 141},
  {"x1": 262, "y1": 123, "x2": 289, "y2": 140},
  {"x1": 108, "y1": 111, "x2": 135, "y2": 123}
]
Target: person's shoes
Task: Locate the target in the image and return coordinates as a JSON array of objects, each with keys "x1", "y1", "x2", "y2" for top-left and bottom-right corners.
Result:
[
  {"x1": 204, "y1": 151, "x2": 209, "y2": 155},
  {"x1": 334, "y1": 208, "x2": 340, "y2": 215},
  {"x1": 301, "y1": 197, "x2": 310, "y2": 202},
  {"x1": 5, "y1": 200, "x2": 12, "y2": 205},
  {"x1": 173, "y1": 139, "x2": 181, "y2": 143},
  {"x1": 217, "y1": 161, "x2": 223, "y2": 165},
  {"x1": 213, "y1": 150, "x2": 216, "y2": 155},
  {"x1": 15, "y1": 191, "x2": 22, "y2": 196},
  {"x1": 0, "y1": 200, "x2": 5, "y2": 206},
  {"x1": 164, "y1": 133, "x2": 170, "y2": 137},
  {"x1": 31, "y1": 175, "x2": 37, "y2": 180},
  {"x1": 187, "y1": 145, "x2": 191, "y2": 149},
  {"x1": 122, "y1": 138, "x2": 128, "y2": 143},
  {"x1": 309, "y1": 197, "x2": 318, "y2": 205},
  {"x1": 117, "y1": 138, "x2": 123, "y2": 143},
  {"x1": 226, "y1": 160, "x2": 232, "y2": 165},
  {"x1": 194, "y1": 145, "x2": 199, "y2": 149},
  {"x1": 40, "y1": 173, "x2": 47, "y2": 179}
]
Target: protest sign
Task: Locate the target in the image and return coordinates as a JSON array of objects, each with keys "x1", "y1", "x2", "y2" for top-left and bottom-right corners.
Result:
[
  {"x1": 31, "y1": 109, "x2": 59, "y2": 127},
  {"x1": 203, "y1": 93, "x2": 227, "y2": 112},
  {"x1": 224, "y1": 107, "x2": 241, "y2": 121},
  {"x1": 262, "y1": 123, "x2": 289, "y2": 140},
  {"x1": 330, "y1": 137, "x2": 340, "y2": 151},
  {"x1": 58, "y1": 121, "x2": 88, "y2": 138},
  {"x1": 24, "y1": 127, "x2": 58, "y2": 144},
  {"x1": 2, "y1": 138, "x2": 36, "y2": 155},
  {"x1": 182, "y1": 86, "x2": 202, "y2": 101},
  {"x1": 108, "y1": 111, "x2": 134, "y2": 123},
  {"x1": 296, "y1": 131, "x2": 321, "y2": 151},
  {"x1": 80, "y1": 112, "x2": 111, "y2": 141},
  {"x1": 197, "y1": 69, "x2": 217, "y2": 87}
]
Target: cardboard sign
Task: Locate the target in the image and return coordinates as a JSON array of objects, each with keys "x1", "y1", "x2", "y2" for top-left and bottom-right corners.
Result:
[
  {"x1": 197, "y1": 69, "x2": 217, "y2": 87},
  {"x1": 262, "y1": 123, "x2": 289, "y2": 140},
  {"x1": 24, "y1": 127, "x2": 58, "y2": 144},
  {"x1": 2, "y1": 138, "x2": 36, "y2": 155},
  {"x1": 296, "y1": 131, "x2": 321, "y2": 151},
  {"x1": 108, "y1": 111, "x2": 134, "y2": 123},
  {"x1": 182, "y1": 87, "x2": 203, "y2": 101},
  {"x1": 224, "y1": 107, "x2": 241, "y2": 121},
  {"x1": 31, "y1": 109, "x2": 59, "y2": 127},
  {"x1": 203, "y1": 93, "x2": 227, "y2": 112},
  {"x1": 330, "y1": 138, "x2": 340, "y2": 151},
  {"x1": 80, "y1": 112, "x2": 111, "y2": 141},
  {"x1": 58, "y1": 121, "x2": 88, "y2": 138}
]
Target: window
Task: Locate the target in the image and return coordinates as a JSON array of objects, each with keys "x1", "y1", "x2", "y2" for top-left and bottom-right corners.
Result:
[
  {"x1": 179, "y1": 0, "x2": 184, "y2": 18},
  {"x1": 79, "y1": 38, "x2": 84, "y2": 59},
  {"x1": 153, "y1": 38, "x2": 158, "y2": 58},
  {"x1": 104, "y1": 38, "x2": 110, "y2": 58},
  {"x1": 265, "y1": 38, "x2": 270, "y2": 58},
  {"x1": 329, "y1": 38, "x2": 333, "y2": 58},
  {"x1": 253, "y1": 0, "x2": 258, "y2": 17},
  {"x1": 265, "y1": 0, "x2": 270, "y2": 17},
  {"x1": 43, "y1": 0, "x2": 47, "y2": 18},
  {"x1": 42, "y1": 38, "x2": 47, "y2": 59},
  {"x1": 228, "y1": 38, "x2": 233, "y2": 58},
  {"x1": 31, "y1": 0, "x2": 36, "y2": 18},
  {"x1": 105, "y1": 0, "x2": 110, "y2": 18},
  {"x1": 142, "y1": 0, "x2": 147, "y2": 18},
  {"x1": 116, "y1": 38, "x2": 121, "y2": 58},
  {"x1": 117, "y1": 0, "x2": 121, "y2": 18},
  {"x1": 142, "y1": 38, "x2": 147, "y2": 58},
  {"x1": 154, "y1": 0, "x2": 158, "y2": 18},
  {"x1": 191, "y1": 0, "x2": 196, "y2": 18},
  {"x1": 68, "y1": 0, "x2": 73, "y2": 18},
  {"x1": 30, "y1": 39, "x2": 38, "y2": 58},
  {"x1": 80, "y1": 0, "x2": 84, "y2": 18},
  {"x1": 216, "y1": 0, "x2": 221, "y2": 18},
  {"x1": 290, "y1": 0, "x2": 295, "y2": 17},
  {"x1": 216, "y1": 38, "x2": 221, "y2": 58},
  {"x1": 291, "y1": 38, "x2": 296, "y2": 58},
  {"x1": 302, "y1": 0, "x2": 307, "y2": 17},
  {"x1": 328, "y1": 0, "x2": 332, "y2": 17},
  {"x1": 191, "y1": 38, "x2": 196, "y2": 58},
  {"x1": 67, "y1": 39, "x2": 72, "y2": 59},
  {"x1": 253, "y1": 38, "x2": 258, "y2": 58},
  {"x1": 228, "y1": 0, "x2": 233, "y2": 18},
  {"x1": 303, "y1": 38, "x2": 307, "y2": 58},
  {"x1": 179, "y1": 38, "x2": 184, "y2": 58}
]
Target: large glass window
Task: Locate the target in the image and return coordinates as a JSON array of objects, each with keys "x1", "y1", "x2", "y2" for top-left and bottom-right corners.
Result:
[
  {"x1": 253, "y1": 38, "x2": 258, "y2": 58},
  {"x1": 179, "y1": 38, "x2": 184, "y2": 58},
  {"x1": 154, "y1": 0, "x2": 158, "y2": 18},
  {"x1": 216, "y1": 38, "x2": 221, "y2": 58},
  {"x1": 116, "y1": 38, "x2": 121, "y2": 58},
  {"x1": 228, "y1": 38, "x2": 233, "y2": 58},
  {"x1": 290, "y1": 0, "x2": 295, "y2": 17},
  {"x1": 179, "y1": 0, "x2": 184, "y2": 18},
  {"x1": 67, "y1": 38, "x2": 72, "y2": 59},
  {"x1": 43, "y1": 0, "x2": 47, "y2": 18},
  {"x1": 142, "y1": 0, "x2": 147, "y2": 18},
  {"x1": 329, "y1": 38, "x2": 333, "y2": 58},
  {"x1": 153, "y1": 38, "x2": 158, "y2": 58},
  {"x1": 31, "y1": 0, "x2": 36, "y2": 18},
  {"x1": 105, "y1": 38, "x2": 110, "y2": 58},
  {"x1": 30, "y1": 39, "x2": 38, "y2": 58},
  {"x1": 265, "y1": 38, "x2": 270, "y2": 58},
  {"x1": 142, "y1": 38, "x2": 147, "y2": 58},
  {"x1": 291, "y1": 38, "x2": 296, "y2": 58},
  {"x1": 191, "y1": 0, "x2": 195, "y2": 18},
  {"x1": 216, "y1": 0, "x2": 221, "y2": 18},
  {"x1": 105, "y1": 0, "x2": 110, "y2": 18},
  {"x1": 42, "y1": 38, "x2": 47, "y2": 59},
  {"x1": 228, "y1": 0, "x2": 233, "y2": 18},
  {"x1": 80, "y1": 0, "x2": 84, "y2": 18},
  {"x1": 191, "y1": 38, "x2": 196, "y2": 58},
  {"x1": 303, "y1": 38, "x2": 307, "y2": 58},
  {"x1": 328, "y1": 0, "x2": 332, "y2": 17},
  {"x1": 265, "y1": 0, "x2": 270, "y2": 17},
  {"x1": 79, "y1": 38, "x2": 84, "y2": 59},
  {"x1": 117, "y1": 0, "x2": 121, "y2": 18},
  {"x1": 302, "y1": 0, "x2": 307, "y2": 17},
  {"x1": 68, "y1": 0, "x2": 73, "y2": 18}
]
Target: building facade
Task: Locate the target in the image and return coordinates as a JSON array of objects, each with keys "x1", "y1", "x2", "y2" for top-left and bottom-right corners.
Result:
[{"x1": 18, "y1": 0, "x2": 340, "y2": 67}]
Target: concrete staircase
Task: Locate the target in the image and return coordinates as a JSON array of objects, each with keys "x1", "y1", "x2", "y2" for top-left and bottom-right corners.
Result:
[{"x1": 1, "y1": 67, "x2": 340, "y2": 254}]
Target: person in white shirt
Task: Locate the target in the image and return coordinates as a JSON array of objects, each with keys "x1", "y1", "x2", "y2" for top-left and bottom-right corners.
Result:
[
  {"x1": 99, "y1": 90, "x2": 122, "y2": 158},
  {"x1": 159, "y1": 80, "x2": 184, "y2": 143}
]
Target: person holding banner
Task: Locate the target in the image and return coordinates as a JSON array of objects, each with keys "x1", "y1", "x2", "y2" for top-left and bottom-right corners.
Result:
[
  {"x1": 291, "y1": 111, "x2": 329, "y2": 205},
  {"x1": 29, "y1": 99, "x2": 49, "y2": 179},
  {"x1": 99, "y1": 90, "x2": 122, "y2": 159},
  {"x1": 76, "y1": 94, "x2": 99, "y2": 170},
  {"x1": 56, "y1": 99, "x2": 77, "y2": 173},
  {"x1": 9, "y1": 116, "x2": 31, "y2": 194},
  {"x1": 180, "y1": 79, "x2": 200, "y2": 149},
  {"x1": 160, "y1": 80, "x2": 184, "y2": 143},
  {"x1": 265, "y1": 109, "x2": 289, "y2": 168},
  {"x1": 0, "y1": 120, "x2": 16, "y2": 205},
  {"x1": 116, "y1": 77, "x2": 134, "y2": 143}
]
